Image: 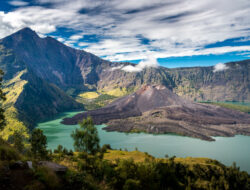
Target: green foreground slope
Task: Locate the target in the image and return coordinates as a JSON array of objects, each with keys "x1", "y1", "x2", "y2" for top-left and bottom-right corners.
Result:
[{"x1": 1, "y1": 139, "x2": 250, "y2": 190}]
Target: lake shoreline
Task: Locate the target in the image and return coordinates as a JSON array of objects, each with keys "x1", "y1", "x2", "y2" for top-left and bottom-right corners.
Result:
[{"x1": 38, "y1": 111, "x2": 250, "y2": 173}]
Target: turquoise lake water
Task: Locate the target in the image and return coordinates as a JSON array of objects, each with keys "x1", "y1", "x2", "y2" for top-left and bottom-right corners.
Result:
[{"x1": 37, "y1": 111, "x2": 250, "y2": 173}]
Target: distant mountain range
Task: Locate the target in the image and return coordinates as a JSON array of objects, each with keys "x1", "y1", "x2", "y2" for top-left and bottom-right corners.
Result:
[{"x1": 0, "y1": 28, "x2": 249, "y2": 129}]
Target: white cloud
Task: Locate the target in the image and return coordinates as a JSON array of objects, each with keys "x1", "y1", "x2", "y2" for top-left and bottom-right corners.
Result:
[
  {"x1": 0, "y1": 0, "x2": 250, "y2": 62},
  {"x1": 57, "y1": 37, "x2": 65, "y2": 42},
  {"x1": 121, "y1": 54, "x2": 159, "y2": 72},
  {"x1": 105, "y1": 45, "x2": 250, "y2": 62},
  {"x1": 78, "y1": 42, "x2": 88, "y2": 46},
  {"x1": 122, "y1": 65, "x2": 142, "y2": 72},
  {"x1": 213, "y1": 63, "x2": 228, "y2": 72},
  {"x1": 8, "y1": 0, "x2": 29, "y2": 6},
  {"x1": 64, "y1": 40, "x2": 75, "y2": 47},
  {"x1": 69, "y1": 34, "x2": 83, "y2": 40},
  {"x1": 110, "y1": 65, "x2": 124, "y2": 71}
]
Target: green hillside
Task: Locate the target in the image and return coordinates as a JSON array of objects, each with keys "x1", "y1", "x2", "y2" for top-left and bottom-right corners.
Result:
[{"x1": 1, "y1": 136, "x2": 250, "y2": 190}]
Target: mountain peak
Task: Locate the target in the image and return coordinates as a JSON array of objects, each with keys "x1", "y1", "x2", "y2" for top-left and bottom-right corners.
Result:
[
  {"x1": 1, "y1": 27, "x2": 40, "y2": 42},
  {"x1": 19, "y1": 27, "x2": 34, "y2": 33},
  {"x1": 15, "y1": 27, "x2": 39, "y2": 37}
]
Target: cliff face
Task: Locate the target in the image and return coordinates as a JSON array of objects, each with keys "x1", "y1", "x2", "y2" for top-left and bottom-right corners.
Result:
[
  {"x1": 95, "y1": 60, "x2": 250, "y2": 102},
  {"x1": 171, "y1": 60, "x2": 250, "y2": 102}
]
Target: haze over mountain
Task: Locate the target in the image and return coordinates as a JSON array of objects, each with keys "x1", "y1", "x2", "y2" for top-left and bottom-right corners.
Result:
[{"x1": 0, "y1": 28, "x2": 249, "y2": 130}]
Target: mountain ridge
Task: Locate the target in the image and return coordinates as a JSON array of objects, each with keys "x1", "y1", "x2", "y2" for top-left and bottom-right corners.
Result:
[{"x1": 0, "y1": 28, "x2": 249, "y2": 134}]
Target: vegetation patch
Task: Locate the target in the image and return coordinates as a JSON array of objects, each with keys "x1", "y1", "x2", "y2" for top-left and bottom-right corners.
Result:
[
  {"x1": 104, "y1": 150, "x2": 154, "y2": 163},
  {"x1": 101, "y1": 87, "x2": 128, "y2": 97},
  {"x1": 78, "y1": 91, "x2": 100, "y2": 99},
  {"x1": 76, "y1": 94, "x2": 117, "y2": 110},
  {"x1": 201, "y1": 101, "x2": 250, "y2": 113},
  {"x1": 1, "y1": 70, "x2": 30, "y2": 141},
  {"x1": 0, "y1": 139, "x2": 21, "y2": 161},
  {"x1": 3, "y1": 70, "x2": 27, "y2": 108},
  {"x1": 129, "y1": 128, "x2": 147, "y2": 134}
]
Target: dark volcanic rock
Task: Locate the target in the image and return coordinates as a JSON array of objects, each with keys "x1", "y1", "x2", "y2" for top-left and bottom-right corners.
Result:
[
  {"x1": 62, "y1": 85, "x2": 190, "y2": 125},
  {"x1": 63, "y1": 85, "x2": 250, "y2": 141}
]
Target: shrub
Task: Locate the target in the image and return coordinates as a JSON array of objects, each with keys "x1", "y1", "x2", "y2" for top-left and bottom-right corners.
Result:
[
  {"x1": 35, "y1": 166, "x2": 60, "y2": 189},
  {"x1": 0, "y1": 144, "x2": 20, "y2": 160},
  {"x1": 123, "y1": 179, "x2": 140, "y2": 190},
  {"x1": 24, "y1": 180, "x2": 46, "y2": 190}
]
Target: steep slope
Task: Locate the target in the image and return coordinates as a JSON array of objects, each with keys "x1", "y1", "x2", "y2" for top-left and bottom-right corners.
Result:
[
  {"x1": 0, "y1": 42, "x2": 82, "y2": 130},
  {"x1": 1, "y1": 28, "x2": 249, "y2": 102},
  {"x1": 0, "y1": 27, "x2": 112, "y2": 92},
  {"x1": 14, "y1": 70, "x2": 82, "y2": 128},
  {"x1": 97, "y1": 60, "x2": 250, "y2": 102},
  {"x1": 63, "y1": 85, "x2": 250, "y2": 141},
  {"x1": 171, "y1": 60, "x2": 250, "y2": 101}
]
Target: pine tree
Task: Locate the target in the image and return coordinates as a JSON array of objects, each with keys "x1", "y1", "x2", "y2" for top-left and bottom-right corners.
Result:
[
  {"x1": 71, "y1": 117, "x2": 100, "y2": 154},
  {"x1": 30, "y1": 128, "x2": 47, "y2": 158}
]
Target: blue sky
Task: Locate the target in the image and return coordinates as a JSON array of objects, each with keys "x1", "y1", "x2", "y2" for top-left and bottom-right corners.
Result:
[{"x1": 0, "y1": 0, "x2": 250, "y2": 69}]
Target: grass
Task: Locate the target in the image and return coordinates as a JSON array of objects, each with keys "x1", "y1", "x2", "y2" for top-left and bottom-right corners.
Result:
[
  {"x1": 76, "y1": 93, "x2": 117, "y2": 110},
  {"x1": 0, "y1": 106, "x2": 29, "y2": 141},
  {"x1": 75, "y1": 87, "x2": 132, "y2": 110},
  {"x1": 78, "y1": 92, "x2": 100, "y2": 99},
  {"x1": 101, "y1": 87, "x2": 128, "y2": 97},
  {"x1": 3, "y1": 70, "x2": 28, "y2": 108},
  {"x1": 0, "y1": 70, "x2": 30, "y2": 141},
  {"x1": 103, "y1": 150, "x2": 223, "y2": 170},
  {"x1": 104, "y1": 150, "x2": 154, "y2": 163},
  {"x1": 201, "y1": 101, "x2": 250, "y2": 113},
  {"x1": 55, "y1": 150, "x2": 221, "y2": 171}
]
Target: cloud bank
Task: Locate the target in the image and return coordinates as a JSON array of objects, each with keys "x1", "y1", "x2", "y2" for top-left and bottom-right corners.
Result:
[
  {"x1": 110, "y1": 54, "x2": 159, "y2": 72},
  {"x1": 0, "y1": 0, "x2": 250, "y2": 62}
]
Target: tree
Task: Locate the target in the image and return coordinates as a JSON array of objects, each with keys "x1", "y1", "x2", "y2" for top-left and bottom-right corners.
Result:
[
  {"x1": 9, "y1": 131, "x2": 25, "y2": 153},
  {"x1": 0, "y1": 69, "x2": 6, "y2": 131},
  {"x1": 71, "y1": 117, "x2": 100, "y2": 154},
  {"x1": 30, "y1": 128, "x2": 47, "y2": 158}
]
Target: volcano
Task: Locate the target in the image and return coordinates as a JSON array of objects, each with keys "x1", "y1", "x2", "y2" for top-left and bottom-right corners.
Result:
[{"x1": 62, "y1": 85, "x2": 250, "y2": 141}]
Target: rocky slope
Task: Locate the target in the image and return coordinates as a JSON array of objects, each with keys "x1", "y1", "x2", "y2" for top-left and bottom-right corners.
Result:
[
  {"x1": 0, "y1": 38, "x2": 82, "y2": 129},
  {"x1": 2, "y1": 28, "x2": 249, "y2": 102},
  {"x1": 63, "y1": 85, "x2": 250, "y2": 141},
  {"x1": 171, "y1": 61, "x2": 250, "y2": 102},
  {"x1": 96, "y1": 60, "x2": 250, "y2": 102}
]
